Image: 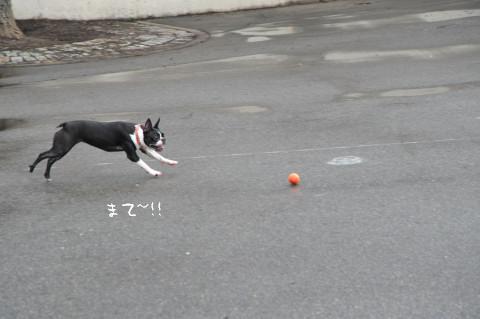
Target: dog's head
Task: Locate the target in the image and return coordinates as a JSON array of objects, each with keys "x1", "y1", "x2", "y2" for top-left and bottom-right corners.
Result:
[{"x1": 142, "y1": 118, "x2": 166, "y2": 152}]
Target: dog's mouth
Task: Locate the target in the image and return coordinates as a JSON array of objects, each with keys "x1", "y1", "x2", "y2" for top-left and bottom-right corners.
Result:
[{"x1": 154, "y1": 145, "x2": 164, "y2": 152}]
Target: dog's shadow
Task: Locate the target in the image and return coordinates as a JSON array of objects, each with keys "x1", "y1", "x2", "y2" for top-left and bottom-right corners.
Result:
[{"x1": 34, "y1": 170, "x2": 176, "y2": 201}]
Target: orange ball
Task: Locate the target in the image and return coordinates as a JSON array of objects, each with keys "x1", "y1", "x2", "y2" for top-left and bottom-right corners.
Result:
[{"x1": 288, "y1": 173, "x2": 300, "y2": 186}]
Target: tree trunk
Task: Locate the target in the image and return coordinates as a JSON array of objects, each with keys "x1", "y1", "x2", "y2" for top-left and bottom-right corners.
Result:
[{"x1": 0, "y1": 0, "x2": 23, "y2": 39}]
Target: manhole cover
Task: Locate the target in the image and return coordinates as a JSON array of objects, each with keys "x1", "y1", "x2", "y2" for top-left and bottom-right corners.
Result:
[{"x1": 327, "y1": 156, "x2": 364, "y2": 166}]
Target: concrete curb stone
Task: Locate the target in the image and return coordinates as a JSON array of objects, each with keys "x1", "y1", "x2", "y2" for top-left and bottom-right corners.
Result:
[{"x1": 0, "y1": 21, "x2": 209, "y2": 66}]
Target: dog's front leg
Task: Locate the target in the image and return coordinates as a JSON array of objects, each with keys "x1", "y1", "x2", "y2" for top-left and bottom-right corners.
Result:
[
  {"x1": 145, "y1": 149, "x2": 178, "y2": 166},
  {"x1": 137, "y1": 159, "x2": 162, "y2": 176},
  {"x1": 124, "y1": 143, "x2": 162, "y2": 176}
]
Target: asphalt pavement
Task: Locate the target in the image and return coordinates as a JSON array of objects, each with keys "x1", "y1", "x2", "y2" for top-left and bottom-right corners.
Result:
[{"x1": 1, "y1": 0, "x2": 480, "y2": 318}]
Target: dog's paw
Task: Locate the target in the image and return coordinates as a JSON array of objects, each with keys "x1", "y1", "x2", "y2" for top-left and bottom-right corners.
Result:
[
  {"x1": 167, "y1": 160, "x2": 178, "y2": 166},
  {"x1": 151, "y1": 170, "x2": 162, "y2": 177}
]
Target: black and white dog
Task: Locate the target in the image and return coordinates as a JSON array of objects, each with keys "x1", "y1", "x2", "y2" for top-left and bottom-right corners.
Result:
[{"x1": 29, "y1": 118, "x2": 177, "y2": 180}]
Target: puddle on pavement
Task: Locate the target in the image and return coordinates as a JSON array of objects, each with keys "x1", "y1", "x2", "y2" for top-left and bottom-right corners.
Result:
[
  {"x1": 0, "y1": 118, "x2": 26, "y2": 131},
  {"x1": 0, "y1": 69, "x2": 17, "y2": 88},
  {"x1": 0, "y1": 68, "x2": 15, "y2": 79}
]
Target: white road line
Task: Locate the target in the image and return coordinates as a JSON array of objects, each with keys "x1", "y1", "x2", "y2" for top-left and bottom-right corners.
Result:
[
  {"x1": 90, "y1": 138, "x2": 478, "y2": 165},
  {"x1": 232, "y1": 26, "x2": 300, "y2": 37},
  {"x1": 418, "y1": 9, "x2": 480, "y2": 22},
  {"x1": 247, "y1": 36, "x2": 271, "y2": 43},
  {"x1": 180, "y1": 137, "x2": 476, "y2": 160},
  {"x1": 323, "y1": 9, "x2": 480, "y2": 29},
  {"x1": 34, "y1": 54, "x2": 289, "y2": 86},
  {"x1": 380, "y1": 86, "x2": 450, "y2": 97},
  {"x1": 324, "y1": 44, "x2": 480, "y2": 63}
]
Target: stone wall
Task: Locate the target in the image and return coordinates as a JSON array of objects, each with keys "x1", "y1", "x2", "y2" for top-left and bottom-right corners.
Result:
[{"x1": 13, "y1": 0, "x2": 316, "y2": 20}]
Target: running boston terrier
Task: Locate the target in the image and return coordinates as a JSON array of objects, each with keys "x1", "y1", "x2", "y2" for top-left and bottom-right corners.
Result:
[{"x1": 29, "y1": 118, "x2": 178, "y2": 180}]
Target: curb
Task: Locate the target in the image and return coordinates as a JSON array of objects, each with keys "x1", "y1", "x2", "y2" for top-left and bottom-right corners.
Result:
[{"x1": 0, "y1": 21, "x2": 209, "y2": 67}]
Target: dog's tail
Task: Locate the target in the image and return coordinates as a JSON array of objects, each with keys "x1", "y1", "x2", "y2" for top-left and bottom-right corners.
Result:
[{"x1": 57, "y1": 122, "x2": 67, "y2": 128}]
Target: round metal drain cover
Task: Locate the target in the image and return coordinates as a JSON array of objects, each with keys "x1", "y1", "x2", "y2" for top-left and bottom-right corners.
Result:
[{"x1": 327, "y1": 156, "x2": 364, "y2": 166}]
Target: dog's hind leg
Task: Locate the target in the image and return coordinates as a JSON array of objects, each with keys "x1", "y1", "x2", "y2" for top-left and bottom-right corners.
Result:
[
  {"x1": 42, "y1": 138, "x2": 77, "y2": 180},
  {"x1": 44, "y1": 154, "x2": 66, "y2": 180},
  {"x1": 29, "y1": 149, "x2": 55, "y2": 172},
  {"x1": 30, "y1": 128, "x2": 78, "y2": 179}
]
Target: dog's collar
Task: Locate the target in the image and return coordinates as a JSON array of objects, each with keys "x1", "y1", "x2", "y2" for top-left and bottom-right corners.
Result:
[{"x1": 134, "y1": 125, "x2": 147, "y2": 152}]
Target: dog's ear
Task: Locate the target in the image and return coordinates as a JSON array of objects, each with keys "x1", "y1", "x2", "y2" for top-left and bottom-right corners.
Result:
[
  {"x1": 154, "y1": 117, "x2": 160, "y2": 129},
  {"x1": 144, "y1": 118, "x2": 153, "y2": 131}
]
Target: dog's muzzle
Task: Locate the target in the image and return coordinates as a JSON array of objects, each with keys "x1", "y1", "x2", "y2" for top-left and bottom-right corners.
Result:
[{"x1": 152, "y1": 138, "x2": 165, "y2": 152}]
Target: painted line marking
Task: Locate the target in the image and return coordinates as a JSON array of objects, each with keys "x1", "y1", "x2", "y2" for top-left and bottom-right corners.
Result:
[
  {"x1": 322, "y1": 14, "x2": 355, "y2": 20},
  {"x1": 90, "y1": 138, "x2": 478, "y2": 166},
  {"x1": 33, "y1": 54, "x2": 289, "y2": 87},
  {"x1": 418, "y1": 9, "x2": 480, "y2": 22},
  {"x1": 179, "y1": 137, "x2": 475, "y2": 160},
  {"x1": 230, "y1": 24, "x2": 301, "y2": 43},
  {"x1": 211, "y1": 30, "x2": 225, "y2": 38},
  {"x1": 323, "y1": 9, "x2": 480, "y2": 29},
  {"x1": 380, "y1": 86, "x2": 450, "y2": 97},
  {"x1": 225, "y1": 105, "x2": 268, "y2": 113},
  {"x1": 314, "y1": 193, "x2": 327, "y2": 197},
  {"x1": 325, "y1": 44, "x2": 480, "y2": 63},
  {"x1": 344, "y1": 81, "x2": 480, "y2": 100},
  {"x1": 232, "y1": 26, "x2": 300, "y2": 37},
  {"x1": 247, "y1": 36, "x2": 271, "y2": 43}
]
